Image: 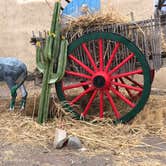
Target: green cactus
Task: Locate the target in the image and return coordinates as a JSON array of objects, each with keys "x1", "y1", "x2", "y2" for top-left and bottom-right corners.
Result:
[{"x1": 36, "y1": 2, "x2": 68, "y2": 124}]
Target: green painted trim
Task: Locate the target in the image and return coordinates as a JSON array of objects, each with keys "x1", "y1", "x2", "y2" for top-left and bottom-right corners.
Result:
[{"x1": 56, "y1": 32, "x2": 151, "y2": 123}]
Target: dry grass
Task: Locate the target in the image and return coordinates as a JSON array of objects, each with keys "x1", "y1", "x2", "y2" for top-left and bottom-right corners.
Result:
[
  {"x1": 0, "y1": 89, "x2": 166, "y2": 155},
  {"x1": 133, "y1": 94, "x2": 166, "y2": 137},
  {"x1": 62, "y1": 10, "x2": 128, "y2": 36},
  {"x1": 0, "y1": 109, "x2": 145, "y2": 153}
]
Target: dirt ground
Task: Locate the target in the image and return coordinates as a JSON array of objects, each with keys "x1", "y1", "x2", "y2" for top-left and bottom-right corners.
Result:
[
  {"x1": 0, "y1": 136, "x2": 166, "y2": 166},
  {"x1": 0, "y1": 82, "x2": 166, "y2": 166}
]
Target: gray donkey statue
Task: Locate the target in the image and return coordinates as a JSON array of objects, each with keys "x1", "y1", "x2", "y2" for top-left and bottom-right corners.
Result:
[{"x1": 0, "y1": 57, "x2": 28, "y2": 110}]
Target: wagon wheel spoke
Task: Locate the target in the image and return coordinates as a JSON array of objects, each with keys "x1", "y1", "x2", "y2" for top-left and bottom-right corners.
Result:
[
  {"x1": 105, "y1": 42, "x2": 120, "y2": 72},
  {"x1": 82, "y1": 43, "x2": 98, "y2": 71},
  {"x1": 65, "y1": 71, "x2": 91, "y2": 80},
  {"x1": 99, "y1": 39, "x2": 104, "y2": 71},
  {"x1": 70, "y1": 86, "x2": 95, "y2": 105},
  {"x1": 110, "y1": 86, "x2": 135, "y2": 108},
  {"x1": 105, "y1": 90, "x2": 121, "y2": 119},
  {"x1": 81, "y1": 90, "x2": 98, "y2": 117},
  {"x1": 124, "y1": 76, "x2": 143, "y2": 99},
  {"x1": 118, "y1": 77, "x2": 134, "y2": 98},
  {"x1": 69, "y1": 54, "x2": 95, "y2": 75},
  {"x1": 99, "y1": 90, "x2": 104, "y2": 118},
  {"x1": 124, "y1": 76, "x2": 143, "y2": 88},
  {"x1": 109, "y1": 53, "x2": 135, "y2": 75},
  {"x1": 111, "y1": 69, "x2": 143, "y2": 79},
  {"x1": 63, "y1": 81, "x2": 91, "y2": 90},
  {"x1": 137, "y1": 69, "x2": 155, "y2": 84},
  {"x1": 112, "y1": 79, "x2": 143, "y2": 92},
  {"x1": 115, "y1": 78, "x2": 119, "y2": 91}
]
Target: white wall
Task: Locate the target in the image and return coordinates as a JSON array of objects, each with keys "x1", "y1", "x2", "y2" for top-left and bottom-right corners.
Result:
[
  {"x1": 0, "y1": 0, "x2": 162, "y2": 79},
  {"x1": 0, "y1": 0, "x2": 54, "y2": 71}
]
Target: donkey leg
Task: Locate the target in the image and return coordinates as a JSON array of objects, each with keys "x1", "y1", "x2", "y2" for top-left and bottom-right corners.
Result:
[
  {"x1": 5, "y1": 78, "x2": 18, "y2": 110},
  {"x1": 19, "y1": 84, "x2": 28, "y2": 110}
]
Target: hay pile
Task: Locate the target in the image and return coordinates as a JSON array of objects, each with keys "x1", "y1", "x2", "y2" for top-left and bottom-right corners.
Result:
[
  {"x1": 0, "y1": 90, "x2": 166, "y2": 154},
  {"x1": 0, "y1": 111, "x2": 55, "y2": 149},
  {"x1": 62, "y1": 10, "x2": 128, "y2": 36},
  {"x1": 0, "y1": 109, "x2": 146, "y2": 153},
  {"x1": 133, "y1": 94, "x2": 166, "y2": 136}
]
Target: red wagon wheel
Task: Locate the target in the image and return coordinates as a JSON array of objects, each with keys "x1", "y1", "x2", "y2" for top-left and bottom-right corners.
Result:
[{"x1": 55, "y1": 32, "x2": 151, "y2": 123}]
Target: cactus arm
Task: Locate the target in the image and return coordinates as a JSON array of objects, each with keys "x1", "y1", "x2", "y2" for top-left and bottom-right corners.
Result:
[
  {"x1": 51, "y1": 2, "x2": 61, "y2": 33},
  {"x1": 53, "y1": 23, "x2": 61, "y2": 60},
  {"x1": 48, "y1": 2, "x2": 61, "y2": 61},
  {"x1": 49, "y1": 40, "x2": 68, "y2": 84},
  {"x1": 44, "y1": 36, "x2": 50, "y2": 61},
  {"x1": 36, "y1": 46, "x2": 45, "y2": 73},
  {"x1": 57, "y1": 40, "x2": 68, "y2": 81}
]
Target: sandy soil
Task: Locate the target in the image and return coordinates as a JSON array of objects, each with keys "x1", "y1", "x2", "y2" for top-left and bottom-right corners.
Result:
[{"x1": 0, "y1": 136, "x2": 166, "y2": 166}]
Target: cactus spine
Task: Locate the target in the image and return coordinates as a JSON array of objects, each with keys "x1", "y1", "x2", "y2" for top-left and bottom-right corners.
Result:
[{"x1": 36, "y1": 2, "x2": 68, "y2": 124}]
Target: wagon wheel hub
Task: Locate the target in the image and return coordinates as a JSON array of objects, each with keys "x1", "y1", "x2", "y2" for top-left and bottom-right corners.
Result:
[{"x1": 92, "y1": 72, "x2": 110, "y2": 89}]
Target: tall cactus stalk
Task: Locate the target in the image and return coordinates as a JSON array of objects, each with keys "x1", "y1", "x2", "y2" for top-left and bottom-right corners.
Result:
[{"x1": 36, "y1": 2, "x2": 68, "y2": 124}]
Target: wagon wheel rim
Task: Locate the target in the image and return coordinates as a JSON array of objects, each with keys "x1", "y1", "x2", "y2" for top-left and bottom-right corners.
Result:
[
  {"x1": 129, "y1": 68, "x2": 155, "y2": 99},
  {"x1": 55, "y1": 32, "x2": 151, "y2": 123}
]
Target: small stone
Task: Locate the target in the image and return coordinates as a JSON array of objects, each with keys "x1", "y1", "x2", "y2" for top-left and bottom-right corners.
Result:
[
  {"x1": 53, "y1": 128, "x2": 68, "y2": 149},
  {"x1": 67, "y1": 136, "x2": 82, "y2": 149},
  {"x1": 79, "y1": 147, "x2": 87, "y2": 152}
]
